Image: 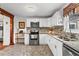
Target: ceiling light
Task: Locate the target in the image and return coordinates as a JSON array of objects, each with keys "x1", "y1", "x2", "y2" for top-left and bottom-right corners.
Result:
[{"x1": 25, "y1": 5, "x2": 37, "y2": 12}]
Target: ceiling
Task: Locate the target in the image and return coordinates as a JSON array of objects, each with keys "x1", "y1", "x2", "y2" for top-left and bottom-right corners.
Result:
[{"x1": 0, "y1": 3, "x2": 66, "y2": 17}]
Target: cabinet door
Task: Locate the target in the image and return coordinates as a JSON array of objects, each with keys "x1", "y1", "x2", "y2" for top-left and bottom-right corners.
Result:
[
  {"x1": 49, "y1": 39, "x2": 53, "y2": 51},
  {"x1": 50, "y1": 38, "x2": 57, "y2": 55},
  {"x1": 27, "y1": 19, "x2": 30, "y2": 27},
  {"x1": 39, "y1": 19, "x2": 43, "y2": 27},
  {"x1": 39, "y1": 34, "x2": 47, "y2": 44},
  {"x1": 0, "y1": 14, "x2": 3, "y2": 20},
  {"x1": 51, "y1": 16, "x2": 57, "y2": 26},
  {"x1": 40, "y1": 19, "x2": 49, "y2": 27},
  {"x1": 53, "y1": 39, "x2": 63, "y2": 56},
  {"x1": 40, "y1": 19, "x2": 45, "y2": 27},
  {"x1": 56, "y1": 40, "x2": 63, "y2": 56},
  {"x1": 25, "y1": 34, "x2": 29, "y2": 45}
]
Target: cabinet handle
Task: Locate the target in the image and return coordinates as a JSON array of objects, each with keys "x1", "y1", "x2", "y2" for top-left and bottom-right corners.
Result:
[
  {"x1": 55, "y1": 45, "x2": 57, "y2": 48},
  {"x1": 49, "y1": 40, "x2": 50, "y2": 42}
]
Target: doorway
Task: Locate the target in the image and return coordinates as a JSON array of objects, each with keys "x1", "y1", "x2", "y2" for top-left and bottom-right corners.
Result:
[
  {"x1": 0, "y1": 8, "x2": 14, "y2": 46},
  {"x1": 0, "y1": 21, "x2": 3, "y2": 48}
]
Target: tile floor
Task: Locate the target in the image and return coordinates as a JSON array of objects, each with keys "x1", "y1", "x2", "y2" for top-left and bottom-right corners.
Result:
[{"x1": 0, "y1": 44, "x2": 53, "y2": 56}]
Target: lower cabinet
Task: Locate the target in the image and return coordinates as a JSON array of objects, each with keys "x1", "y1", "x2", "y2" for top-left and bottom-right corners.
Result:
[
  {"x1": 25, "y1": 34, "x2": 63, "y2": 56},
  {"x1": 39, "y1": 34, "x2": 47, "y2": 44},
  {"x1": 53, "y1": 39, "x2": 63, "y2": 56},
  {"x1": 46, "y1": 35, "x2": 63, "y2": 56},
  {"x1": 25, "y1": 34, "x2": 29, "y2": 45}
]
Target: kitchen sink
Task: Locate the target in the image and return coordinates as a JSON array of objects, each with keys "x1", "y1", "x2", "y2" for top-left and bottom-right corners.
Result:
[
  {"x1": 58, "y1": 36, "x2": 77, "y2": 41},
  {"x1": 58, "y1": 36, "x2": 70, "y2": 41}
]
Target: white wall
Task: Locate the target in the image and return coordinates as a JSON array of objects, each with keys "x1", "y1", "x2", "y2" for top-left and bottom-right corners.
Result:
[
  {"x1": 14, "y1": 16, "x2": 27, "y2": 44},
  {"x1": 14, "y1": 16, "x2": 50, "y2": 44}
]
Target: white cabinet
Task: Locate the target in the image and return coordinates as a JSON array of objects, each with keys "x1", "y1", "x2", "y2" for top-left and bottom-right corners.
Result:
[
  {"x1": 47, "y1": 35, "x2": 56, "y2": 55},
  {"x1": 51, "y1": 16, "x2": 56, "y2": 26},
  {"x1": 39, "y1": 34, "x2": 47, "y2": 44},
  {"x1": 40, "y1": 19, "x2": 44, "y2": 27},
  {"x1": 53, "y1": 38, "x2": 63, "y2": 56},
  {"x1": 46, "y1": 35, "x2": 63, "y2": 56},
  {"x1": 27, "y1": 18, "x2": 40, "y2": 27},
  {"x1": 47, "y1": 18, "x2": 52, "y2": 27},
  {"x1": 26, "y1": 19, "x2": 30, "y2": 27},
  {"x1": 40, "y1": 19, "x2": 49, "y2": 27},
  {"x1": 0, "y1": 14, "x2": 3, "y2": 20},
  {"x1": 51, "y1": 11, "x2": 63, "y2": 26},
  {"x1": 27, "y1": 18, "x2": 51, "y2": 27},
  {"x1": 63, "y1": 16, "x2": 70, "y2": 32},
  {"x1": 25, "y1": 34, "x2": 29, "y2": 45}
]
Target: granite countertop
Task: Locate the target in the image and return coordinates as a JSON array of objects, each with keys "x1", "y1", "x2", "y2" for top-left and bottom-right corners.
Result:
[{"x1": 48, "y1": 34, "x2": 79, "y2": 53}]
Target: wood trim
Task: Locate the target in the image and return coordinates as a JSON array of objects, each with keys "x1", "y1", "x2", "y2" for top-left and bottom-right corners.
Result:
[
  {"x1": 0, "y1": 8, "x2": 14, "y2": 18},
  {"x1": 10, "y1": 17, "x2": 14, "y2": 45},
  {"x1": 0, "y1": 8, "x2": 14, "y2": 45},
  {"x1": 63, "y1": 3, "x2": 79, "y2": 16}
]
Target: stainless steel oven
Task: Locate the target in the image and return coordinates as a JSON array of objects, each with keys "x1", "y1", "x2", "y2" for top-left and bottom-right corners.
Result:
[{"x1": 30, "y1": 34, "x2": 38, "y2": 39}]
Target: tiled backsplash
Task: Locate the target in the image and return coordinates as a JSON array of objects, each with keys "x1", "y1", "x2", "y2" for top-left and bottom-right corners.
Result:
[
  {"x1": 26, "y1": 27, "x2": 49, "y2": 34},
  {"x1": 26, "y1": 26, "x2": 64, "y2": 34},
  {"x1": 26, "y1": 26, "x2": 79, "y2": 40}
]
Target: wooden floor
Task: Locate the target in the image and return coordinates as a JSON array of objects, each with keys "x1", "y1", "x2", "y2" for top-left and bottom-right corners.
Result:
[
  {"x1": 0, "y1": 44, "x2": 53, "y2": 56},
  {"x1": 0, "y1": 42, "x2": 4, "y2": 50}
]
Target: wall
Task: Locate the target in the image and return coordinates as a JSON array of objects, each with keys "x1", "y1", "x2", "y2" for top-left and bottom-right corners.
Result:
[
  {"x1": 14, "y1": 16, "x2": 27, "y2": 44},
  {"x1": 13, "y1": 9, "x2": 64, "y2": 44},
  {"x1": 14, "y1": 16, "x2": 50, "y2": 44}
]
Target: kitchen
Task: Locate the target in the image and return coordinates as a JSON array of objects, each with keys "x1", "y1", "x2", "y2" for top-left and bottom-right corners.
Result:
[{"x1": 0, "y1": 3, "x2": 79, "y2": 56}]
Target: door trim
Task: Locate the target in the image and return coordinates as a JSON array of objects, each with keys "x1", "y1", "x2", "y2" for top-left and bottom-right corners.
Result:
[{"x1": 0, "y1": 8, "x2": 14, "y2": 45}]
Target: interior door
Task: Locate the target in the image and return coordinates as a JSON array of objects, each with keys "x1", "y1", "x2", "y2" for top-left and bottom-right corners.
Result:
[{"x1": 3, "y1": 15, "x2": 10, "y2": 45}]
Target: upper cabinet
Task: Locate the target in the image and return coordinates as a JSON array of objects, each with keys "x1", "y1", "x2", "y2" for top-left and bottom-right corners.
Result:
[
  {"x1": 51, "y1": 10, "x2": 63, "y2": 26},
  {"x1": 63, "y1": 3, "x2": 79, "y2": 33},
  {"x1": 63, "y1": 3, "x2": 79, "y2": 16},
  {"x1": 40, "y1": 18, "x2": 48, "y2": 27},
  {"x1": 27, "y1": 18, "x2": 50, "y2": 27},
  {"x1": 27, "y1": 18, "x2": 40, "y2": 27}
]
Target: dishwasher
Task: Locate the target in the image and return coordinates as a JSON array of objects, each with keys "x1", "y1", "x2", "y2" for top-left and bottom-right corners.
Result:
[{"x1": 63, "y1": 43, "x2": 79, "y2": 56}]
